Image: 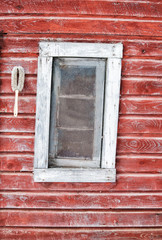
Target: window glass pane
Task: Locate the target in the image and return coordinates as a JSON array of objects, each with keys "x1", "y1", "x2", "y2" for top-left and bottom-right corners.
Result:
[
  {"x1": 49, "y1": 58, "x2": 105, "y2": 168},
  {"x1": 57, "y1": 129, "x2": 94, "y2": 159},
  {"x1": 60, "y1": 63, "x2": 96, "y2": 96},
  {"x1": 58, "y1": 98, "x2": 95, "y2": 129}
]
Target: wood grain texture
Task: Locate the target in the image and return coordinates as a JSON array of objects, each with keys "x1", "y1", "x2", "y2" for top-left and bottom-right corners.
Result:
[
  {"x1": 2, "y1": 96, "x2": 162, "y2": 114},
  {"x1": 1, "y1": 0, "x2": 162, "y2": 234},
  {"x1": 1, "y1": 173, "x2": 162, "y2": 192},
  {"x1": 0, "y1": 96, "x2": 36, "y2": 114},
  {"x1": 1, "y1": 116, "x2": 162, "y2": 134},
  {"x1": 2, "y1": 76, "x2": 162, "y2": 96},
  {"x1": 116, "y1": 155, "x2": 162, "y2": 173},
  {"x1": 32, "y1": 43, "x2": 122, "y2": 181},
  {"x1": 1, "y1": 17, "x2": 162, "y2": 36},
  {"x1": 1, "y1": 154, "x2": 162, "y2": 174},
  {"x1": 122, "y1": 59, "x2": 162, "y2": 77},
  {"x1": 39, "y1": 42, "x2": 123, "y2": 58},
  {"x1": 120, "y1": 97, "x2": 162, "y2": 114},
  {"x1": 34, "y1": 169, "x2": 116, "y2": 182},
  {"x1": 0, "y1": 57, "x2": 37, "y2": 74},
  {"x1": 1, "y1": 210, "x2": 162, "y2": 227},
  {"x1": 34, "y1": 56, "x2": 53, "y2": 169},
  {"x1": 1, "y1": 35, "x2": 162, "y2": 57},
  {"x1": 102, "y1": 58, "x2": 122, "y2": 169},
  {"x1": 1, "y1": 135, "x2": 162, "y2": 154},
  {"x1": 123, "y1": 42, "x2": 162, "y2": 57},
  {"x1": 1, "y1": 1, "x2": 162, "y2": 18},
  {"x1": 0, "y1": 76, "x2": 37, "y2": 94},
  {"x1": 0, "y1": 154, "x2": 33, "y2": 172},
  {"x1": 1, "y1": 57, "x2": 162, "y2": 77},
  {"x1": 0, "y1": 135, "x2": 34, "y2": 152},
  {"x1": 118, "y1": 116, "x2": 162, "y2": 133},
  {"x1": 121, "y1": 77, "x2": 162, "y2": 95},
  {"x1": 1, "y1": 192, "x2": 162, "y2": 209},
  {"x1": 117, "y1": 136, "x2": 162, "y2": 154},
  {"x1": 0, "y1": 116, "x2": 35, "y2": 132},
  {"x1": 0, "y1": 228, "x2": 162, "y2": 240}
]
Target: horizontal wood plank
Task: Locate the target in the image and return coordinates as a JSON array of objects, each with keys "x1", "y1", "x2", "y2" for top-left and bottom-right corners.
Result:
[
  {"x1": 0, "y1": 136, "x2": 34, "y2": 152},
  {"x1": 1, "y1": 173, "x2": 162, "y2": 191},
  {"x1": 2, "y1": 96, "x2": 162, "y2": 114},
  {"x1": 117, "y1": 136, "x2": 162, "y2": 154},
  {"x1": 0, "y1": 154, "x2": 33, "y2": 172},
  {"x1": 121, "y1": 77, "x2": 162, "y2": 95},
  {"x1": 0, "y1": 1, "x2": 162, "y2": 18},
  {"x1": 1, "y1": 115, "x2": 162, "y2": 134},
  {"x1": 1, "y1": 35, "x2": 162, "y2": 57},
  {"x1": 2, "y1": 76, "x2": 162, "y2": 96},
  {"x1": 1, "y1": 57, "x2": 162, "y2": 77},
  {"x1": 1, "y1": 192, "x2": 162, "y2": 209},
  {"x1": 0, "y1": 96, "x2": 36, "y2": 114},
  {"x1": 120, "y1": 97, "x2": 162, "y2": 114},
  {"x1": 1, "y1": 17, "x2": 162, "y2": 36},
  {"x1": 0, "y1": 76, "x2": 37, "y2": 94},
  {"x1": 0, "y1": 116, "x2": 35, "y2": 132},
  {"x1": 116, "y1": 155, "x2": 162, "y2": 173},
  {"x1": 0, "y1": 228, "x2": 162, "y2": 240},
  {"x1": 123, "y1": 41, "x2": 162, "y2": 57},
  {"x1": 1, "y1": 210, "x2": 162, "y2": 227},
  {"x1": 0, "y1": 0, "x2": 162, "y2": 235},
  {"x1": 1, "y1": 134, "x2": 162, "y2": 154},
  {"x1": 0, "y1": 58, "x2": 37, "y2": 75},
  {"x1": 122, "y1": 59, "x2": 162, "y2": 77},
  {"x1": 1, "y1": 57, "x2": 162, "y2": 79},
  {"x1": 118, "y1": 116, "x2": 162, "y2": 133},
  {"x1": 1, "y1": 154, "x2": 162, "y2": 174}
]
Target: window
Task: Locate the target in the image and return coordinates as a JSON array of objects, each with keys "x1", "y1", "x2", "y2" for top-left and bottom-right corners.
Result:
[{"x1": 34, "y1": 42, "x2": 123, "y2": 182}]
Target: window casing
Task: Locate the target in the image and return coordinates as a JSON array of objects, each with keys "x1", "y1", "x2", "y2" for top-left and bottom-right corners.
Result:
[{"x1": 34, "y1": 42, "x2": 123, "y2": 182}]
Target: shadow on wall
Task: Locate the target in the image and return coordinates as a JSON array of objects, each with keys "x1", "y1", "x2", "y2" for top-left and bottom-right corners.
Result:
[
  {"x1": 0, "y1": 30, "x2": 4, "y2": 152},
  {"x1": 0, "y1": 30, "x2": 6, "y2": 152},
  {"x1": 0, "y1": 30, "x2": 5, "y2": 89}
]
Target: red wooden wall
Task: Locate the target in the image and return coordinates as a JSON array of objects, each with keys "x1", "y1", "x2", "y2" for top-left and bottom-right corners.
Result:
[{"x1": 0, "y1": 0, "x2": 162, "y2": 239}]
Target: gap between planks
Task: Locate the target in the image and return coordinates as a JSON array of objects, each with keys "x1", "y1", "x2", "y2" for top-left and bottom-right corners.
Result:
[
  {"x1": 1, "y1": 191, "x2": 162, "y2": 196},
  {"x1": 0, "y1": 227, "x2": 162, "y2": 231},
  {"x1": 1, "y1": 172, "x2": 161, "y2": 177},
  {"x1": 0, "y1": 16, "x2": 162, "y2": 23},
  {"x1": 0, "y1": 13, "x2": 162, "y2": 21},
  {"x1": 1, "y1": 209, "x2": 162, "y2": 213},
  {"x1": 2, "y1": 33, "x2": 162, "y2": 40}
]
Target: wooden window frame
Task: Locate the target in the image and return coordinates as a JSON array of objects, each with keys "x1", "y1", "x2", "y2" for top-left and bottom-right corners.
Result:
[{"x1": 34, "y1": 42, "x2": 123, "y2": 182}]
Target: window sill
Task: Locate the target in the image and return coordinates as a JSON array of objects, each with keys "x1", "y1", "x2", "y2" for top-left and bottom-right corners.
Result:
[{"x1": 34, "y1": 168, "x2": 116, "y2": 182}]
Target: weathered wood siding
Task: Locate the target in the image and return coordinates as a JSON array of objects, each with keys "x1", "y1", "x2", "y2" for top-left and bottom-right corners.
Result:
[{"x1": 0, "y1": 0, "x2": 162, "y2": 239}]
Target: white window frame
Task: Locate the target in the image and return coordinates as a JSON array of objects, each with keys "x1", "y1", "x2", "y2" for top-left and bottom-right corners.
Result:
[{"x1": 34, "y1": 42, "x2": 123, "y2": 182}]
